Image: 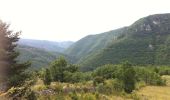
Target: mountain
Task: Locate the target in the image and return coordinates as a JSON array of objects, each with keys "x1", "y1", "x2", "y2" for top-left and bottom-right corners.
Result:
[
  {"x1": 65, "y1": 13, "x2": 170, "y2": 71},
  {"x1": 65, "y1": 27, "x2": 127, "y2": 61},
  {"x1": 16, "y1": 45, "x2": 74, "y2": 70},
  {"x1": 18, "y1": 39, "x2": 74, "y2": 53}
]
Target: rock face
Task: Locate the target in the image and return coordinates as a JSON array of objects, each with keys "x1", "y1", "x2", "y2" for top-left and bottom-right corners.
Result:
[{"x1": 130, "y1": 14, "x2": 170, "y2": 34}]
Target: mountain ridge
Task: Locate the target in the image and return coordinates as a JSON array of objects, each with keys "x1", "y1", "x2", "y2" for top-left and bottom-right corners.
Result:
[
  {"x1": 18, "y1": 39, "x2": 74, "y2": 53},
  {"x1": 65, "y1": 13, "x2": 170, "y2": 71}
]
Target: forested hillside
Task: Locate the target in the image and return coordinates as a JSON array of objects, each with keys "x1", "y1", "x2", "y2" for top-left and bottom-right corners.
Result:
[
  {"x1": 17, "y1": 45, "x2": 74, "y2": 69},
  {"x1": 65, "y1": 14, "x2": 170, "y2": 71},
  {"x1": 65, "y1": 27, "x2": 127, "y2": 62}
]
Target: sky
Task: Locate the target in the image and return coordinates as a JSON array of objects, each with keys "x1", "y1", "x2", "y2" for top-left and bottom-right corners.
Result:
[{"x1": 0, "y1": 0, "x2": 170, "y2": 41}]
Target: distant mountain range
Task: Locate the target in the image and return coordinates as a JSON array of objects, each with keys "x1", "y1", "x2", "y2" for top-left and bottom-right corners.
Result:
[
  {"x1": 17, "y1": 13, "x2": 170, "y2": 71},
  {"x1": 65, "y1": 13, "x2": 170, "y2": 71},
  {"x1": 17, "y1": 39, "x2": 74, "y2": 69},
  {"x1": 18, "y1": 39, "x2": 74, "y2": 53}
]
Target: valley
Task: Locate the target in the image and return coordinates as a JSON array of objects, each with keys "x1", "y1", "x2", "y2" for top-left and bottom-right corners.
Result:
[{"x1": 1, "y1": 13, "x2": 170, "y2": 100}]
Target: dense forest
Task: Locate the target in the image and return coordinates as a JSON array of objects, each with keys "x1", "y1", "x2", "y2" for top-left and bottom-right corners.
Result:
[{"x1": 1, "y1": 14, "x2": 170, "y2": 100}]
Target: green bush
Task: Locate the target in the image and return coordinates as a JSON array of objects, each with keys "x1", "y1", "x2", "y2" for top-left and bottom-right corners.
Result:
[
  {"x1": 112, "y1": 79, "x2": 124, "y2": 92},
  {"x1": 96, "y1": 83, "x2": 105, "y2": 93},
  {"x1": 43, "y1": 69, "x2": 52, "y2": 85}
]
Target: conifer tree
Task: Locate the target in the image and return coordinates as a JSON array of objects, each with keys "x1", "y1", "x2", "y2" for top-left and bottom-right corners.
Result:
[{"x1": 0, "y1": 20, "x2": 30, "y2": 89}]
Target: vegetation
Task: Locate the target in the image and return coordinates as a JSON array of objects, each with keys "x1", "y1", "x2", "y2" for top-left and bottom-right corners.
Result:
[
  {"x1": 0, "y1": 21, "x2": 30, "y2": 89},
  {"x1": 121, "y1": 62, "x2": 136, "y2": 93},
  {"x1": 1, "y1": 14, "x2": 170, "y2": 100},
  {"x1": 63, "y1": 14, "x2": 170, "y2": 71},
  {"x1": 17, "y1": 45, "x2": 75, "y2": 69},
  {"x1": 3, "y1": 57, "x2": 169, "y2": 99}
]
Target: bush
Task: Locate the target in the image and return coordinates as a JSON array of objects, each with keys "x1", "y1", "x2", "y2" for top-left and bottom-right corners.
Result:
[
  {"x1": 93, "y1": 64, "x2": 117, "y2": 79},
  {"x1": 96, "y1": 83, "x2": 105, "y2": 94},
  {"x1": 112, "y1": 79, "x2": 124, "y2": 92},
  {"x1": 93, "y1": 77, "x2": 104, "y2": 86},
  {"x1": 135, "y1": 67, "x2": 166, "y2": 86},
  {"x1": 159, "y1": 68, "x2": 170, "y2": 75},
  {"x1": 43, "y1": 69, "x2": 52, "y2": 85}
]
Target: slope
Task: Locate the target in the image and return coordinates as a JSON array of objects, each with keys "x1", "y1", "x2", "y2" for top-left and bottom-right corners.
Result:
[
  {"x1": 78, "y1": 13, "x2": 170, "y2": 71},
  {"x1": 65, "y1": 27, "x2": 127, "y2": 62},
  {"x1": 16, "y1": 45, "x2": 73, "y2": 70}
]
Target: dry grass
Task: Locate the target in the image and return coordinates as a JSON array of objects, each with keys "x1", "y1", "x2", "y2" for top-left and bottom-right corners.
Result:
[
  {"x1": 136, "y1": 75, "x2": 170, "y2": 100},
  {"x1": 162, "y1": 75, "x2": 170, "y2": 86}
]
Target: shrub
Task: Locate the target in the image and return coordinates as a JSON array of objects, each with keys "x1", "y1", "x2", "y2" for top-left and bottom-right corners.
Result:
[
  {"x1": 93, "y1": 77, "x2": 104, "y2": 86},
  {"x1": 43, "y1": 69, "x2": 52, "y2": 85},
  {"x1": 112, "y1": 79, "x2": 124, "y2": 92},
  {"x1": 96, "y1": 83, "x2": 105, "y2": 93}
]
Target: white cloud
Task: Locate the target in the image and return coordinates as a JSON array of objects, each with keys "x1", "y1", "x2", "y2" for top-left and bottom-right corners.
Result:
[{"x1": 0, "y1": 0, "x2": 170, "y2": 41}]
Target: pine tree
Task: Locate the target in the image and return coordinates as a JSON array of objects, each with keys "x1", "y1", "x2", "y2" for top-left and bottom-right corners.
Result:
[{"x1": 0, "y1": 20, "x2": 30, "y2": 89}]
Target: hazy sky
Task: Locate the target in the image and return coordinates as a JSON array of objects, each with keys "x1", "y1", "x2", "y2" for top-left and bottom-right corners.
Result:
[{"x1": 0, "y1": 0, "x2": 170, "y2": 41}]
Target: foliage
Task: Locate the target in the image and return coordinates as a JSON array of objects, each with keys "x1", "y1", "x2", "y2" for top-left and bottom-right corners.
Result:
[
  {"x1": 50, "y1": 56, "x2": 67, "y2": 82},
  {"x1": 135, "y1": 67, "x2": 166, "y2": 85},
  {"x1": 17, "y1": 45, "x2": 74, "y2": 69},
  {"x1": 7, "y1": 85, "x2": 36, "y2": 100},
  {"x1": 72, "y1": 14, "x2": 170, "y2": 71},
  {"x1": 0, "y1": 21, "x2": 30, "y2": 89},
  {"x1": 93, "y1": 64, "x2": 117, "y2": 79},
  {"x1": 43, "y1": 69, "x2": 52, "y2": 85},
  {"x1": 111, "y1": 79, "x2": 124, "y2": 92},
  {"x1": 65, "y1": 27, "x2": 126, "y2": 63},
  {"x1": 93, "y1": 77, "x2": 104, "y2": 86},
  {"x1": 121, "y1": 62, "x2": 136, "y2": 93}
]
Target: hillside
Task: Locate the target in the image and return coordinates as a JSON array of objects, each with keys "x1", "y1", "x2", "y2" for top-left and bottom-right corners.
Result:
[
  {"x1": 16, "y1": 45, "x2": 74, "y2": 70},
  {"x1": 65, "y1": 27, "x2": 127, "y2": 62},
  {"x1": 65, "y1": 13, "x2": 170, "y2": 71},
  {"x1": 19, "y1": 39, "x2": 74, "y2": 53}
]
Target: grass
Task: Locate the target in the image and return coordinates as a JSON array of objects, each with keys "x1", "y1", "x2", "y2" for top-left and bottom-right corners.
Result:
[
  {"x1": 162, "y1": 75, "x2": 170, "y2": 86},
  {"x1": 135, "y1": 75, "x2": 170, "y2": 100},
  {"x1": 30, "y1": 75, "x2": 170, "y2": 100},
  {"x1": 1, "y1": 75, "x2": 170, "y2": 100}
]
